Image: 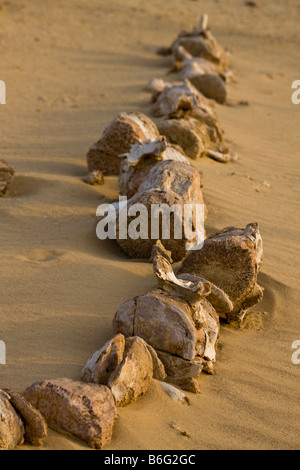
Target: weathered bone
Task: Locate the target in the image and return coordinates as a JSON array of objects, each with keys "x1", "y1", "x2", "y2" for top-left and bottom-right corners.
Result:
[
  {"x1": 108, "y1": 336, "x2": 153, "y2": 407},
  {"x1": 86, "y1": 112, "x2": 159, "y2": 175},
  {"x1": 169, "y1": 15, "x2": 229, "y2": 70},
  {"x1": 4, "y1": 390, "x2": 47, "y2": 447},
  {"x1": 0, "y1": 389, "x2": 24, "y2": 450},
  {"x1": 148, "y1": 80, "x2": 224, "y2": 140},
  {"x1": 116, "y1": 157, "x2": 205, "y2": 262},
  {"x1": 178, "y1": 223, "x2": 264, "y2": 323},
  {"x1": 113, "y1": 252, "x2": 220, "y2": 390},
  {"x1": 81, "y1": 334, "x2": 125, "y2": 385},
  {"x1": 24, "y1": 378, "x2": 118, "y2": 449},
  {"x1": 119, "y1": 136, "x2": 189, "y2": 198},
  {"x1": 157, "y1": 117, "x2": 228, "y2": 161}
]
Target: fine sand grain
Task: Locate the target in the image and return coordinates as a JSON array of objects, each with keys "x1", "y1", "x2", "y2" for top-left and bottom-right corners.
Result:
[{"x1": 0, "y1": 0, "x2": 299, "y2": 450}]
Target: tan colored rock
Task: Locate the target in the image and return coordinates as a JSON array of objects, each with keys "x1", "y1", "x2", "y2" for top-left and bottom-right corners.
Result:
[
  {"x1": 114, "y1": 288, "x2": 215, "y2": 362},
  {"x1": 119, "y1": 136, "x2": 189, "y2": 198},
  {"x1": 86, "y1": 112, "x2": 159, "y2": 175},
  {"x1": 158, "y1": 118, "x2": 232, "y2": 162},
  {"x1": 108, "y1": 336, "x2": 153, "y2": 407},
  {"x1": 82, "y1": 170, "x2": 104, "y2": 185},
  {"x1": 189, "y1": 72, "x2": 227, "y2": 104},
  {"x1": 81, "y1": 334, "x2": 125, "y2": 385},
  {"x1": 116, "y1": 152, "x2": 205, "y2": 262},
  {"x1": 0, "y1": 160, "x2": 15, "y2": 196},
  {"x1": 165, "y1": 377, "x2": 201, "y2": 394},
  {"x1": 178, "y1": 223, "x2": 264, "y2": 323},
  {"x1": 4, "y1": 390, "x2": 47, "y2": 447},
  {"x1": 151, "y1": 80, "x2": 211, "y2": 119},
  {"x1": 144, "y1": 343, "x2": 167, "y2": 381},
  {"x1": 158, "y1": 117, "x2": 212, "y2": 160},
  {"x1": 148, "y1": 80, "x2": 224, "y2": 140},
  {"x1": 0, "y1": 389, "x2": 24, "y2": 450},
  {"x1": 24, "y1": 378, "x2": 118, "y2": 449},
  {"x1": 156, "y1": 350, "x2": 204, "y2": 380},
  {"x1": 169, "y1": 15, "x2": 229, "y2": 71}
]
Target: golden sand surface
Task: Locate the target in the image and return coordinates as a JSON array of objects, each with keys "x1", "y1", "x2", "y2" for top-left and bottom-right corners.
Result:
[{"x1": 0, "y1": 0, "x2": 299, "y2": 450}]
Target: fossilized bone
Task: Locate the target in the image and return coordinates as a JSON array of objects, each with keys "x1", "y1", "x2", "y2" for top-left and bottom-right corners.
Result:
[
  {"x1": 24, "y1": 379, "x2": 118, "y2": 449},
  {"x1": 178, "y1": 223, "x2": 264, "y2": 323},
  {"x1": 119, "y1": 136, "x2": 190, "y2": 198},
  {"x1": 113, "y1": 253, "x2": 220, "y2": 393},
  {"x1": 158, "y1": 14, "x2": 229, "y2": 71},
  {"x1": 86, "y1": 112, "x2": 159, "y2": 175},
  {"x1": 114, "y1": 139, "x2": 206, "y2": 262}
]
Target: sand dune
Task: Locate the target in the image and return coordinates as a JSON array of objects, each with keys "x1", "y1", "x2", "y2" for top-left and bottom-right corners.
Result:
[{"x1": 0, "y1": 0, "x2": 299, "y2": 450}]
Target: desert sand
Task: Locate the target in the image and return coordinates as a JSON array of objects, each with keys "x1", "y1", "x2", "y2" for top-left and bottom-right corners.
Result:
[{"x1": 0, "y1": 0, "x2": 299, "y2": 450}]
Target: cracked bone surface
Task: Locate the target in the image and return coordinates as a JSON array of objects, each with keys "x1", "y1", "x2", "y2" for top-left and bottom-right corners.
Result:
[
  {"x1": 176, "y1": 58, "x2": 227, "y2": 104},
  {"x1": 24, "y1": 378, "x2": 118, "y2": 450},
  {"x1": 0, "y1": 160, "x2": 15, "y2": 196},
  {"x1": 86, "y1": 112, "x2": 159, "y2": 175},
  {"x1": 81, "y1": 334, "x2": 125, "y2": 385},
  {"x1": 0, "y1": 389, "x2": 25, "y2": 450},
  {"x1": 177, "y1": 223, "x2": 264, "y2": 323},
  {"x1": 119, "y1": 136, "x2": 189, "y2": 198},
  {"x1": 115, "y1": 140, "x2": 206, "y2": 261},
  {"x1": 108, "y1": 336, "x2": 154, "y2": 407},
  {"x1": 81, "y1": 335, "x2": 165, "y2": 404},
  {"x1": 4, "y1": 390, "x2": 48, "y2": 447},
  {"x1": 158, "y1": 14, "x2": 229, "y2": 71},
  {"x1": 157, "y1": 117, "x2": 229, "y2": 161},
  {"x1": 113, "y1": 253, "x2": 220, "y2": 392},
  {"x1": 148, "y1": 80, "x2": 224, "y2": 140}
]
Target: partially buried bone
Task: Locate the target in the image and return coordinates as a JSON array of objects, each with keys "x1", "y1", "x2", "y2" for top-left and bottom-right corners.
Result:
[
  {"x1": 24, "y1": 378, "x2": 118, "y2": 450},
  {"x1": 119, "y1": 136, "x2": 190, "y2": 198},
  {"x1": 158, "y1": 14, "x2": 229, "y2": 71},
  {"x1": 177, "y1": 223, "x2": 264, "y2": 323},
  {"x1": 113, "y1": 253, "x2": 220, "y2": 391},
  {"x1": 114, "y1": 139, "x2": 206, "y2": 262},
  {"x1": 86, "y1": 112, "x2": 159, "y2": 175},
  {"x1": 0, "y1": 390, "x2": 24, "y2": 450},
  {"x1": 157, "y1": 117, "x2": 231, "y2": 161},
  {"x1": 148, "y1": 80, "x2": 224, "y2": 141},
  {"x1": 81, "y1": 335, "x2": 165, "y2": 405}
]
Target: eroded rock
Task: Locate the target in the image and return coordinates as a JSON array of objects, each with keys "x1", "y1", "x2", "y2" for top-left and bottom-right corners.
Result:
[
  {"x1": 108, "y1": 336, "x2": 153, "y2": 407},
  {"x1": 115, "y1": 141, "x2": 206, "y2": 261},
  {"x1": 0, "y1": 160, "x2": 15, "y2": 196},
  {"x1": 81, "y1": 334, "x2": 125, "y2": 385},
  {"x1": 86, "y1": 112, "x2": 159, "y2": 175},
  {"x1": 160, "y1": 14, "x2": 229, "y2": 71},
  {"x1": 4, "y1": 390, "x2": 47, "y2": 447},
  {"x1": 178, "y1": 223, "x2": 264, "y2": 323},
  {"x1": 114, "y1": 254, "x2": 220, "y2": 370},
  {"x1": 82, "y1": 170, "x2": 104, "y2": 185},
  {"x1": 0, "y1": 389, "x2": 24, "y2": 450},
  {"x1": 24, "y1": 378, "x2": 118, "y2": 449},
  {"x1": 119, "y1": 136, "x2": 189, "y2": 198}
]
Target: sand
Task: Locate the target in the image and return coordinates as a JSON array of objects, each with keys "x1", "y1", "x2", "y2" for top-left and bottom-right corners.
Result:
[{"x1": 0, "y1": 0, "x2": 299, "y2": 451}]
